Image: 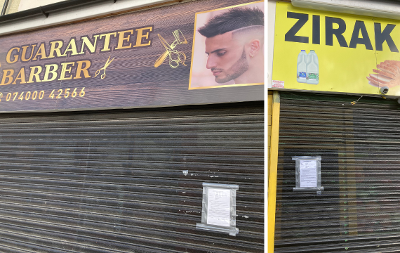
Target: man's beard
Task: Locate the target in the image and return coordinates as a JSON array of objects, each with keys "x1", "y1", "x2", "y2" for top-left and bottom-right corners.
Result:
[{"x1": 213, "y1": 48, "x2": 249, "y2": 83}]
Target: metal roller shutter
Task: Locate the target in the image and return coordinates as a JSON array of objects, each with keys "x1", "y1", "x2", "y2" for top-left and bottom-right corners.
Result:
[
  {"x1": 274, "y1": 92, "x2": 400, "y2": 252},
  {"x1": 0, "y1": 102, "x2": 264, "y2": 253}
]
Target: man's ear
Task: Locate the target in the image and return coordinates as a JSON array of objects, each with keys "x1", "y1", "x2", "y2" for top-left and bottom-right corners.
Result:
[{"x1": 248, "y1": 39, "x2": 261, "y2": 58}]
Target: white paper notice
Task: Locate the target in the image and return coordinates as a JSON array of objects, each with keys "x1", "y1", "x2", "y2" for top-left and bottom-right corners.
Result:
[
  {"x1": 207, "y1": 188, "x2": 231, "y2": 227},
  {"x1": 299, "y1": 160, "x2": 318, "y2": 188}
]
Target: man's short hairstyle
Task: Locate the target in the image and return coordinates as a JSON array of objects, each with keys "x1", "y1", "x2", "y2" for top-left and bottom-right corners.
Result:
[{"x1": 198, "y1": 7, "x2": 264, "y2": 38}]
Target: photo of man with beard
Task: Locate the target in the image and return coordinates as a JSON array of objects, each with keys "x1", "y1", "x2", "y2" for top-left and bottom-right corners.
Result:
[{"x1": 189, "y1": 2, "x2": 264, "y2": 89}]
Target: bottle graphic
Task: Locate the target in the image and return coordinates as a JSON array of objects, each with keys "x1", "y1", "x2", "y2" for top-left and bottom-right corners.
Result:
[
  {"x1": 306, "y1": 50, "x2": 319, "y2": 84},
  {"x1": 297, "y1": 50, "x2": 307, "y2": 83}
]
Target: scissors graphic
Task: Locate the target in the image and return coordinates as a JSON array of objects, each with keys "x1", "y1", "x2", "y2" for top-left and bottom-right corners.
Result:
[
  {"x1": 95, "y1": 56, "x2": 115, "y2": 79},
  {"x1": 154, "y1": 30, "x2": 187, "y2": 68}
]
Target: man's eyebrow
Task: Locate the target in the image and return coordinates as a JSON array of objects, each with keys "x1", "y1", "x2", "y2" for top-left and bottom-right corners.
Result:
[{"x1": 206, "y1": 48, "x2": 227, "y2": 55}]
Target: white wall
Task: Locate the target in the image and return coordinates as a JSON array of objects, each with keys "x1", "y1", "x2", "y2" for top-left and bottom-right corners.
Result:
[
  {"x1": 292, "y1": 0, "x2": 400, "y2": 20},
  {"x1": 5, "y1": 0, "x2": 21, "y2": 14},
  {"x1": 0, "y1": 0, "x2": 174, "y2": 36},
  {"x1": 18, "y1": 0, "x2": 66, "y2": 11}
]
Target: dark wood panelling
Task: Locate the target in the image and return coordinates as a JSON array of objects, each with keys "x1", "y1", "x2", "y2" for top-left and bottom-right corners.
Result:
[{"x1": 0, "y1": 0, "x2": 264, "y2": 113}]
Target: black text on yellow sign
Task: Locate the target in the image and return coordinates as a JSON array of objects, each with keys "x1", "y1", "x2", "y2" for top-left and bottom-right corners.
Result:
[{"x1": 285, "y1": 12, "x2": 398, "y2": 52}]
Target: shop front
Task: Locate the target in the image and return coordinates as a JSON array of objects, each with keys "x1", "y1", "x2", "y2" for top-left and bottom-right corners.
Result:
[
  {"x1": 0, "y1": 0, "x2": 264, "y2": 252},
  {"x1": 269, "y1": 0, "x2": 400, "y2": 252}
]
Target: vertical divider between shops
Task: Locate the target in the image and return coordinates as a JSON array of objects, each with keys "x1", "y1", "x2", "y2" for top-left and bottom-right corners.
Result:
[{"x1": 268, "y1": 91, "x2": 280, "y2": 253}]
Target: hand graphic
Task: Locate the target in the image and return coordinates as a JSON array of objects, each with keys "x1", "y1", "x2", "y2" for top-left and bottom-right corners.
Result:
[{"x1": 367, "y1": 60, "x2": 400, "y2": 88}]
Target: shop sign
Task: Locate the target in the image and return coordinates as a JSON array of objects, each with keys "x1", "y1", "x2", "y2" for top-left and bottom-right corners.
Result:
[
  {"x1": 272, "y1": 1, "x2": 400, "y2": 96},
  {"x1": 0, "y1": 0, "x2": 264, "y2": 113}
]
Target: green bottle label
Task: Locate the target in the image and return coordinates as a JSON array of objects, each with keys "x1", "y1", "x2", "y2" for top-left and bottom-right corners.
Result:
[{"x1": 308, "y1": 73, "x2": 319, "y2": 80}]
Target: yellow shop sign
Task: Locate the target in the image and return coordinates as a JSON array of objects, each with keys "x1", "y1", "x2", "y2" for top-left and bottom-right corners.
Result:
[{"x1": 272, "y1": 1, "x2": 400, "y2": 96}]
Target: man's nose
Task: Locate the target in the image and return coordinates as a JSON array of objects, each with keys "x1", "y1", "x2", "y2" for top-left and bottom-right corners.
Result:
[{"x1": 206, "y1": 55, "x2": 216, "y2": 69}]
